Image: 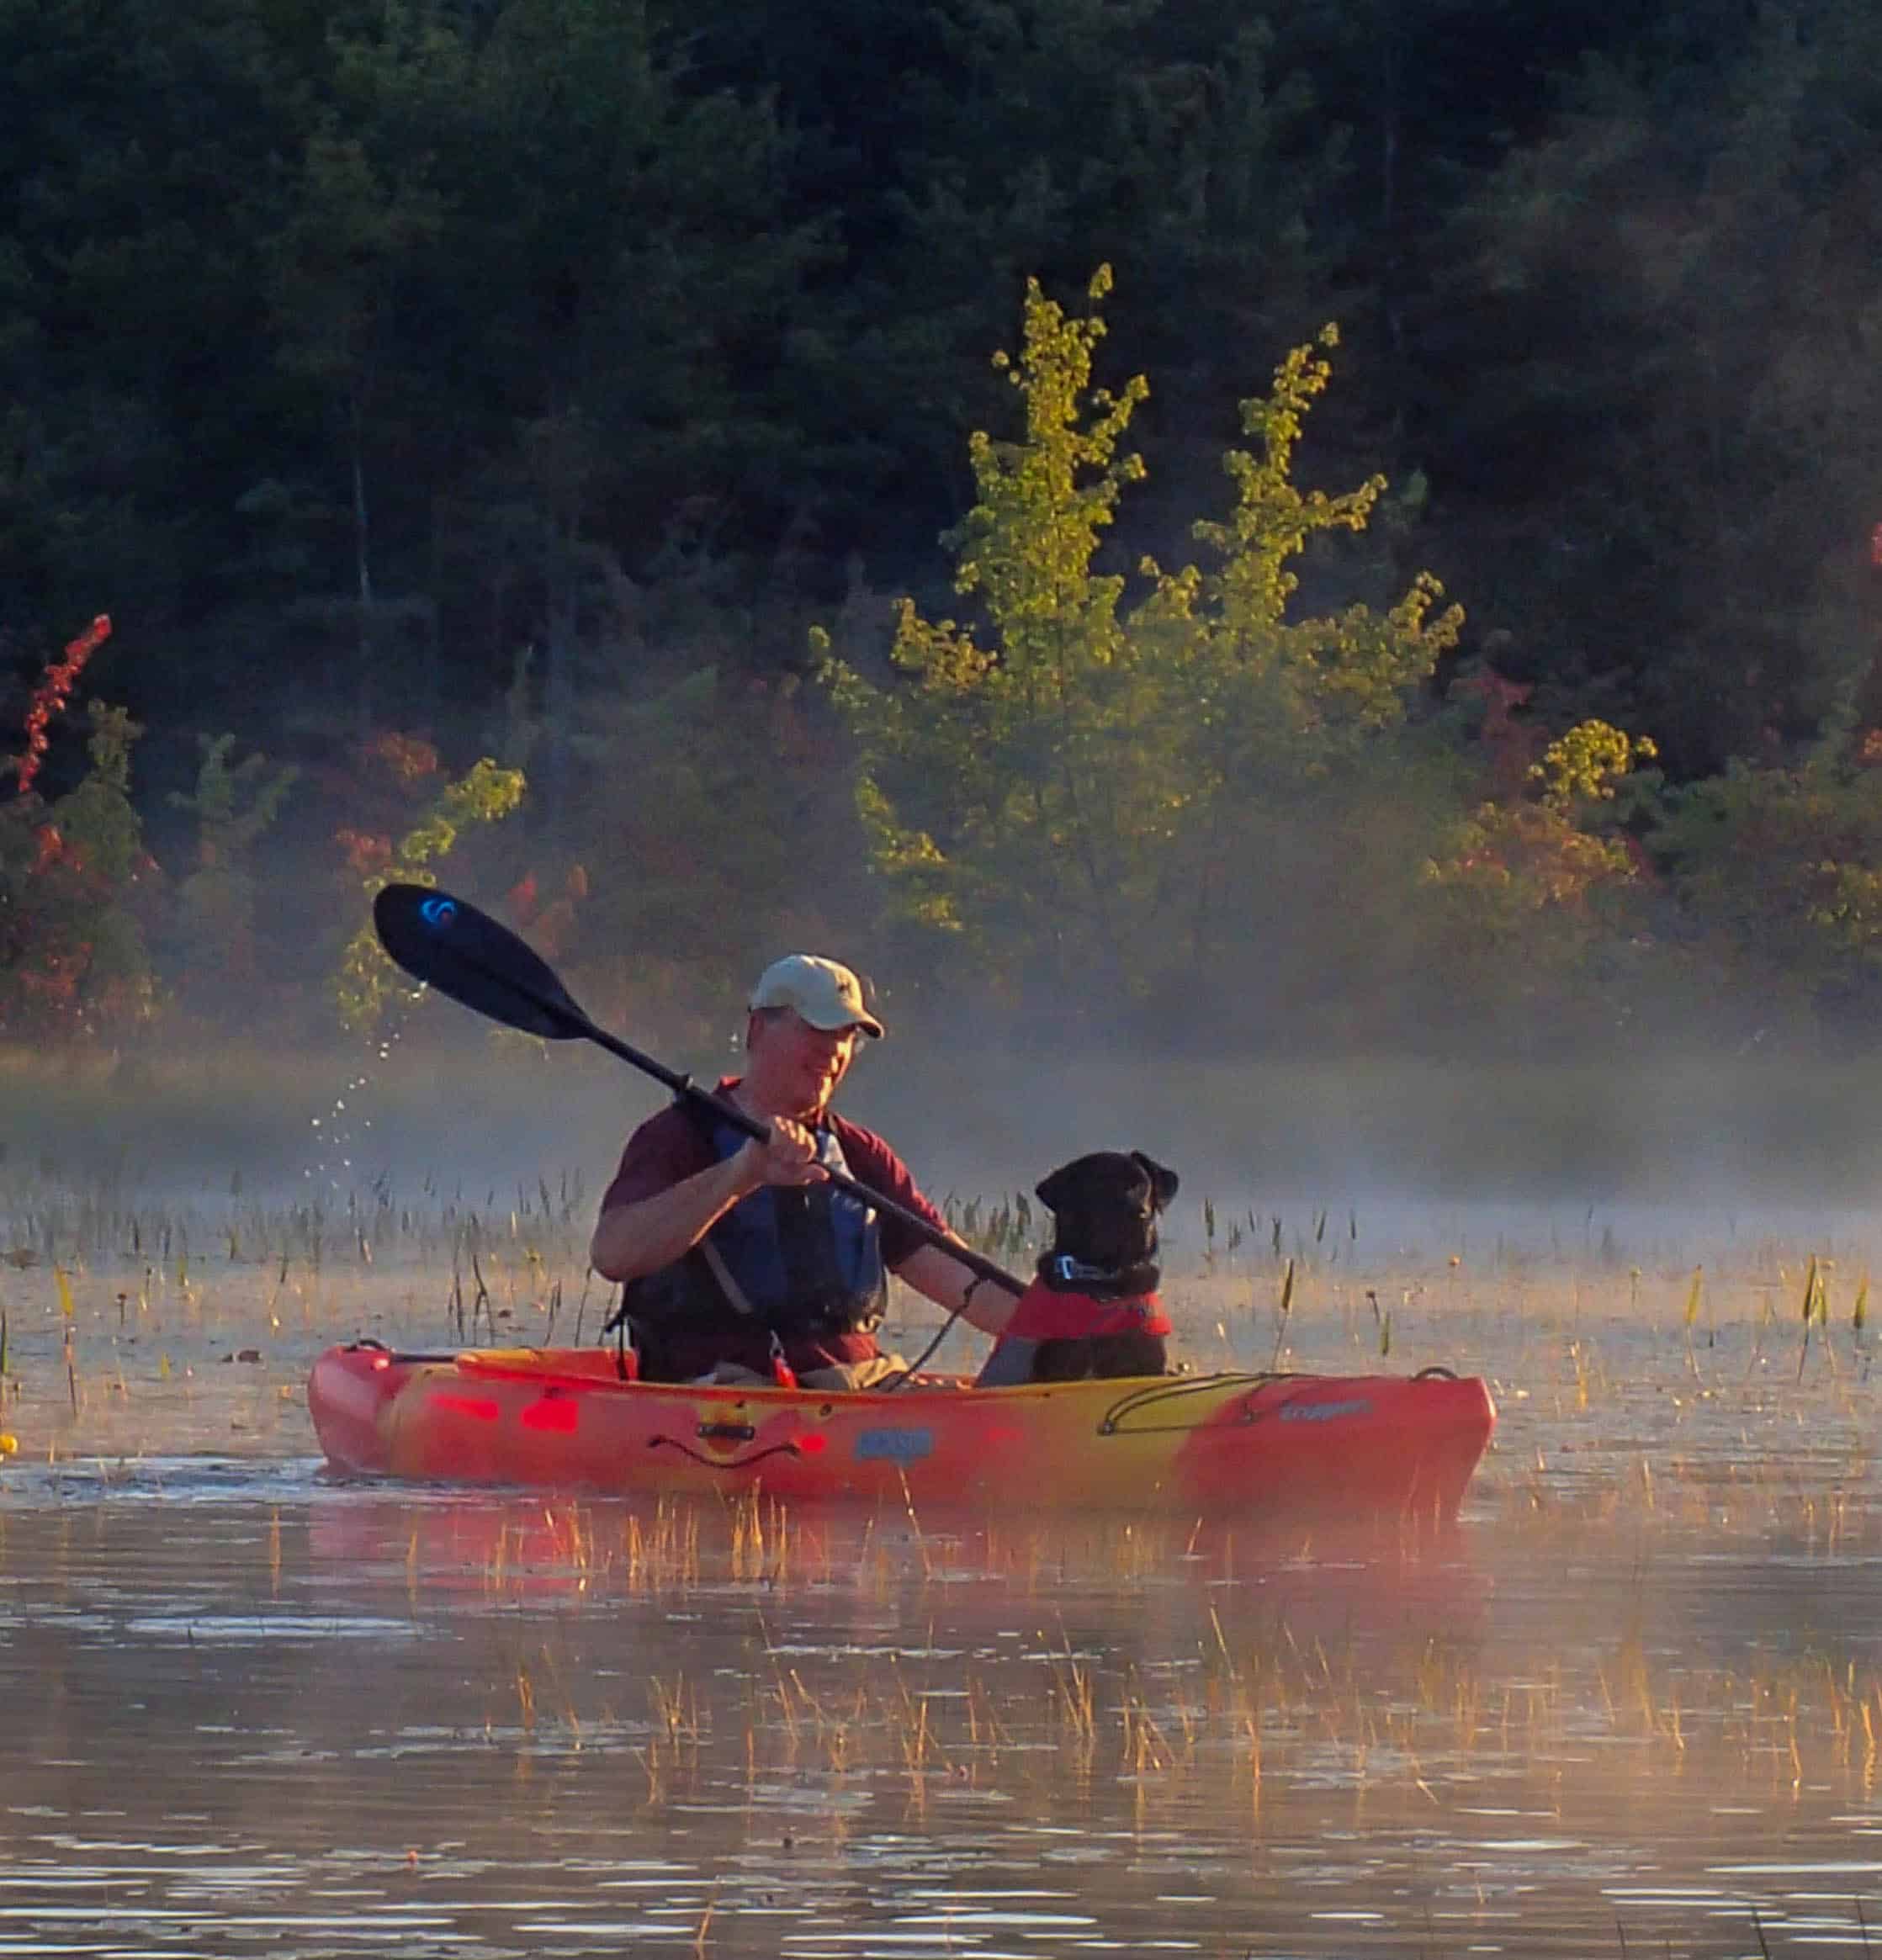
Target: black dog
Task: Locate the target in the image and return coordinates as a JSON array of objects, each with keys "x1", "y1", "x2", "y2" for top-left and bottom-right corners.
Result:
[{"x1": 975, "y1": 1150, "x2": 1180, "y2": 1385}]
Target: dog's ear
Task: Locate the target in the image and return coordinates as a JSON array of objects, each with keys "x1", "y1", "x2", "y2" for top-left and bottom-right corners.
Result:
[
  {"x1": 1131, "y1": 1151, "x2": 1180, "y2": 1212},
  {"x1": 1036, "y1": 1163, "x2": 1077, "y2": 1215}
]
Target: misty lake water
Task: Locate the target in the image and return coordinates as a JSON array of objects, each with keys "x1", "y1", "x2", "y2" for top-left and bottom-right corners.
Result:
[{"x1": 3, "y1": 1173, "x2": 1881, "y2": 1958}]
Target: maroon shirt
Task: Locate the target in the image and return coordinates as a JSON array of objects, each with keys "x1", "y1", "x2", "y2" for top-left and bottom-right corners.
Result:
[{"x1": 597, "y1": 1080, "x2": 949, "y2": 1376}]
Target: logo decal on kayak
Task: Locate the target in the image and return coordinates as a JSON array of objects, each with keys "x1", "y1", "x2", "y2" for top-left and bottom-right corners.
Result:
[
  {"x1": 855, "y1": 1426, "x2": 934, "y2": 1464},
  {"x1": 418, "y1": 895, "x2": 459, "y2": 930},
  {"x1": 1279, "y1": 1398, "x2": 1373, "y2": 1422}
]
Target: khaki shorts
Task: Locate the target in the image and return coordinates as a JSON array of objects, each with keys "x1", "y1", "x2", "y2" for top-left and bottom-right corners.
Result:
[{"x1": 692, "y1": 1353, "x2": 910, "y2": 1391}]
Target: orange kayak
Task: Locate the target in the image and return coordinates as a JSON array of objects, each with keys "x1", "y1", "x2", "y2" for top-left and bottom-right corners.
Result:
[{"x1": 309, "y1": 1342, "x2": 1494, "y2": 1521}]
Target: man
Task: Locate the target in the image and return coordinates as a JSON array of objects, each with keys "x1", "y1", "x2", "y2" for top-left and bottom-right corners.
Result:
[{"x1": 589, "y1": 953, "x2": 1013, "y2": 1388}]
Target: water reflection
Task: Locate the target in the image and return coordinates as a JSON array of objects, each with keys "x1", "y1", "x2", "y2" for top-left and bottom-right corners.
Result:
[
  {"x1": 6, "y1": 1174, "x2": 1882, "y2": 1956},
  {"x1": 2, "y1": 1470, "x2": 1879, "y2": 1957}
]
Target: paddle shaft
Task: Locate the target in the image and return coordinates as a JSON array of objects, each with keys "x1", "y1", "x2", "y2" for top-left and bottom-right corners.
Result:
[
  {"x1": 556, "y1": 993, "x2": 1026, "y2": 1299},
  {"x1": 371, "y1": 882, "x2": 1027, "y2": 1303}
]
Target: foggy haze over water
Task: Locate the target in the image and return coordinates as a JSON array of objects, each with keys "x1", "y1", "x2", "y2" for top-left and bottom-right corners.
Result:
[{"x1": 12, "y1": 1020, "x2": 1882, "y2": 1261}]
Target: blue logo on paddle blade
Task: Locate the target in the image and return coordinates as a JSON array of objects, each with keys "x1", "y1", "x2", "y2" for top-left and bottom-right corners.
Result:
[{"x1": 418, "y1": 897, "x2": 459, "y2": 931}]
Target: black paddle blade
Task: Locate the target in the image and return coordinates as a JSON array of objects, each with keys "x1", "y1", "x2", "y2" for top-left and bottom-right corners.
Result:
[{"x1": 372, "y1": 884, "x2": 591, "y2": 1041}]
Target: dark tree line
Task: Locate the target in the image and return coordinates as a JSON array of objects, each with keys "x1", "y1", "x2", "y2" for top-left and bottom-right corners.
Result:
[
  {"x1": 10, "y1": 2, "x2": 1835, "y2": 744},
  {"x1": 8, "y1": 0, "x2": 1882, "y2": 1046}
]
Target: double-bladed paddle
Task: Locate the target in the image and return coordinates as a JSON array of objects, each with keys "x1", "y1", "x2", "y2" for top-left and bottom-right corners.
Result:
[{"x1": 372, "y1": 883, "x2": 1026, "y2": 1302}]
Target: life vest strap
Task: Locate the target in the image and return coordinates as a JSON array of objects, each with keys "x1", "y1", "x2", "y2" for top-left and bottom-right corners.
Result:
[{"x1": 700, "y1": 1237, "x2": 758, "y2": 1316}]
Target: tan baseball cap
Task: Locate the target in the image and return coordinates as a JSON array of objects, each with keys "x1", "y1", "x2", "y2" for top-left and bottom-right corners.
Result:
[{"x1": 749, "y1": 954, "x2": 884, "y2": 1038}]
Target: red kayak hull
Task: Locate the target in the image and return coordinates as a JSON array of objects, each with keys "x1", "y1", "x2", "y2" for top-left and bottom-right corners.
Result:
[{"x1": 308, "y1": 1343, "x2": 1494, "y2": 1523}]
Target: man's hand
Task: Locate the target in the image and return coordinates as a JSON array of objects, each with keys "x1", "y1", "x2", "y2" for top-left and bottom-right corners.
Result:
[{"x1": 734, "y1": 1117, "x2": 830, "y2": 1192}]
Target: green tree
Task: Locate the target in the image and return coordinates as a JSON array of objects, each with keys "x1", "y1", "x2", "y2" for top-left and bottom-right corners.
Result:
[
  {"x1": 333, "y1": 755, "x2": 527, "y2": 1030},
  {"x1": 1649, "y1": 734, "x2": 1882, "y2": 1027},
  {"x1": 1, "y1": 698, "x2": 158, "y2": 1038},
  {"x1": 1429, "y1": 0, "x2": 1882, "y2": 773},
  {"x1": 269, "y1": 115, "x2": 446, "y2": 720},
  {"x1": 1422, "y1": 718, "x2": 1659, "y2": 1008},
  {"x1": 0, "y1": 0, "x2": 309, "y2": 657},
  {"x1": 556, "y1": 660, "x2": 867, "y2": 1045},
  {"x1": 164, "y1": 734, "x2": 300, "y2": 990},
  {"x1": 352, "y1": 0, "x2": 827, "y2": 755},
  {"x1": 819, "y1": 268, "x2": 1461, "y2": 1020},
  {"x1": 678, "y1": 0, "x2": 1348, "y2": 572}
]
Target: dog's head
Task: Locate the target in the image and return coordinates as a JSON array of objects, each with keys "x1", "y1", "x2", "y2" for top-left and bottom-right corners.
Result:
[{"x1": 1035, "y1": 1150, "x2": 1180, "y2": 1276}]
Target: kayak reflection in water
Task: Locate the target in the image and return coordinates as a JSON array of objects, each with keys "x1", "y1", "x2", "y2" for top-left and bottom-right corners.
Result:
[{"x1": 587, "y1": 953, "x2": 1013, "y2": 1390}]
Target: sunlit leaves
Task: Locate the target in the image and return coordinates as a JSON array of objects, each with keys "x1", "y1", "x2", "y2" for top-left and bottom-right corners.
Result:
[
  {"x1": 333, "y1": 757, "x2": 527, "y2": 1030},
  {"x1": 820, "y1": 270, "x2": 1460, "y2": 1005}
]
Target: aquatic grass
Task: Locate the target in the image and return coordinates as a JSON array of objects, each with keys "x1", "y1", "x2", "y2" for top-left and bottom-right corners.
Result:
[
  {"x1": 22, "y1": 1459, "x2": 1882, "y2": 1908},
  {"x1": 649, "y1": 1671, "x2": 702, "y2": 1750},
  {"x1": 12, "y1": 1159, "x2": 1882, "y2": 1580},
  {"x1": 1051, "y1": 1637, "x2": 1097, "y2": 1745},
  {"x1": 939, "y1": 1189, "x2": 1037, "y2": 1265},
  {"x1": 1270, "y1": 1255, "x2": 1295, "y2": 1368}
]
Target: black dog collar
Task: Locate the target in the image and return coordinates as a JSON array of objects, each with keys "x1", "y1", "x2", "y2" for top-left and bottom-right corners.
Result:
[{"x1": 1039, "y1": 1253, "x2": 1161, "y2": 1299}]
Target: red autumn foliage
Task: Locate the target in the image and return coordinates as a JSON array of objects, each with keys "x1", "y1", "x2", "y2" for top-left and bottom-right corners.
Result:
[
  {"x1": 0, "y1": 617, "x2": 163, "y2": 1040},
  {"x1": 1453, "y1": 665, "x2": 1537, "y2": 797},
  {"x1": 313, "y1": 731, "x2": 446, "y2": 890},
  {"x1": 506, "y1": 870, "x2": 539, "y2": 919},
  {"x1": 1619, "y1": 832, "x2": 1656, "y2": 883},
  {"x1": 18, "y1": 946, "x2": 87, "y2": 1015},
  {"x1": 366, "y1": 731, "x2": 440, "y2": 784},
  {"x1": 15, "y1": 615, "x2": 111, "y2": 795},
  {"x1": 505, "y1": 863, "x2": 587, "y2": 956},
  {"x1": 334, "y1": 827, "x2": 394, "y2": 875}
]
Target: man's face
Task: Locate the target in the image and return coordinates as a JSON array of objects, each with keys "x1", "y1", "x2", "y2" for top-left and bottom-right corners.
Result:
[{"x1": 747, "y1": 1009, "x2": 861, "y2": 1116}]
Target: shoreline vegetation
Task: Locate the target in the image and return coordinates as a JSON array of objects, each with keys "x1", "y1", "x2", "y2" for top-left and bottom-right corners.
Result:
[
  {"x1": 13, "y1": 5, "x2": 1882, "y2": 1064},
  {"x1": 8, "y1": 281, "x2": 1882, "y2": 1069}
]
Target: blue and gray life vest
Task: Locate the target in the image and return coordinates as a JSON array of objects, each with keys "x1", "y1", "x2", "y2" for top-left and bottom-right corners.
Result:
[{"x1": 623, "y1": 1106, "x2": 888, "y2": 1347}]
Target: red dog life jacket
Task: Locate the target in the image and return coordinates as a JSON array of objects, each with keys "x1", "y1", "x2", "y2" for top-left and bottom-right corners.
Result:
[
  {"x1": 1001, "y1": 1282, "x2": 1170, "y2": 1341},
  {"x1": 974, "y1": 1281, "x2": 1171, "y2": 1386}
]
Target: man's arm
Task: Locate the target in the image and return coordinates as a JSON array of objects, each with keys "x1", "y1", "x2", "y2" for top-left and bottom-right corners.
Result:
[
  {"x1": 895, "y1": 1241, "x2": 1019, "y2": 1334},
  {"x1": 589, "y1": 1120, "x2": 827, "y2": 1282},
  {"x1": 829, "y1": 1116, "x2": 1021, "y2": 1335},
  {"x1": 590, "y1": 1153, "x2": 756, "y2": 1283}
]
